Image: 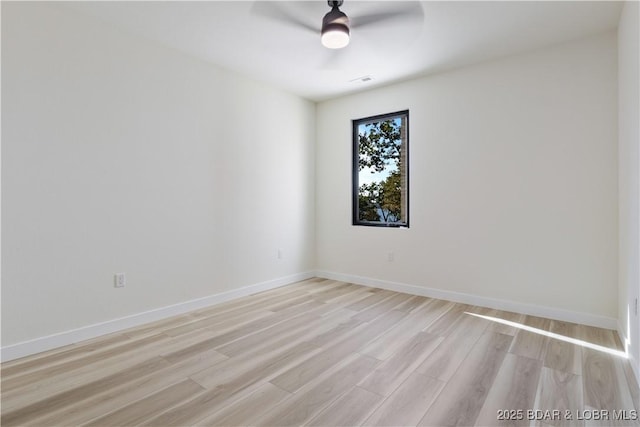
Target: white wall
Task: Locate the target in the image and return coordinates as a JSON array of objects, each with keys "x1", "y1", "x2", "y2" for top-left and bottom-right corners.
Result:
[
  {"x1": 1, "y1": 3, "x2": 316, "y2": 348},
  {"x1": 618, "y1": 0, "x2": 640, "y2": 382},
  {"x1": 316, "y1": 32, "x2": 619, "y2": 326},
  {"x1": 1, "y1": 2, "x2": 627, "y2": 362}
]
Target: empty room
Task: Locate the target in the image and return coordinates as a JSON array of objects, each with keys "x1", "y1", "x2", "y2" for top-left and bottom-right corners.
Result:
[{"x1": 1, "y1": 1, "x2": 639, "y2": 425}]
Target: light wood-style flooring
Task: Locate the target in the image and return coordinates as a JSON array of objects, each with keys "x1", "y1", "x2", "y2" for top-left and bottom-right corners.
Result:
[{"x1": 2, "y1": 278, "x2": 639, "y2": 426}]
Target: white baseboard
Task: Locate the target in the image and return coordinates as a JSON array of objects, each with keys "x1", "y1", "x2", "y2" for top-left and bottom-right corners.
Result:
[
  {"x1": 316, "y1": 270, "x2": 619, "y2": 330},
  {"x1": 0, "y1": 271, "x2": 315, "y2": 363},
  {"x1": 2, "y1": 270, "x2": 624, "y2": 365}
]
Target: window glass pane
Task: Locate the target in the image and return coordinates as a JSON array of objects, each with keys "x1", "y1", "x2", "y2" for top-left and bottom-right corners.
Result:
[{"x1": 353, "y1": 111, "x2": 408, "y2": 227}]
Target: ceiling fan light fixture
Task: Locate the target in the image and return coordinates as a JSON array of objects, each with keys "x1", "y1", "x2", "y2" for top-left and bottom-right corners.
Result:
[
  {"x1": 321, "y1": 2, "x2": 350, "y2": 49},
  {"x1": 321, "y1": 23, "x2": 350, "y2": 49}
]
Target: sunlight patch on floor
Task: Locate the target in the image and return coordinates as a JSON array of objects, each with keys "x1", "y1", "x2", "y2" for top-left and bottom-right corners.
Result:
[{"x1": 465, "y1": 312, "x2": 628, "y2": 358}]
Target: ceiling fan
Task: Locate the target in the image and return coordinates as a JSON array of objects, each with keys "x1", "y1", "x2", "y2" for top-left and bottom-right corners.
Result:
[
  {"x1": 252, "y1": 1, "x2": 424, "y2": 51},
  {"x1": 321, "y1": 1, "x2": 350, "y2": 49}
]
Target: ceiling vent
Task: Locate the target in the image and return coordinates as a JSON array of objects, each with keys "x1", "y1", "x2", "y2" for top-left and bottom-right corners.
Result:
[{"x1": 350, "y1": 75, "x2": 373, "y2": 83}]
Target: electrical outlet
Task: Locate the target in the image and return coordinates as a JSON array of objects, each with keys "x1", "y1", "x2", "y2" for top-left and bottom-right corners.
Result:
[
  {"x1": 387, "y1": 252, "x2": 395, "y2": 262},
  {"x1": 114, "y1": 273, "x2": 126, "y2": 288},
  {"x1": 277, "y1": 249, "x2": 283, "y2": 260}
]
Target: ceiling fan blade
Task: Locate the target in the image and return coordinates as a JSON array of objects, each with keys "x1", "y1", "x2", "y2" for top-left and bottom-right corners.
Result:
[
  {"x1": 351, "y1": 2, "x2": 424, "y2": 29},
  {"x1": 250, "y1": 1, "x2": 318, "y2": 35}
]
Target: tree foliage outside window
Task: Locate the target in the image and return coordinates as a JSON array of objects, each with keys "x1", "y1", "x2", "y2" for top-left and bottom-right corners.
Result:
[{"x1": 353, "y1": 111, "x2": 409, "y2": 227}]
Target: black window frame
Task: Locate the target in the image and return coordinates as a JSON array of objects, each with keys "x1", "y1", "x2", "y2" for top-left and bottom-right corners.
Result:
[{"x1": 352, "y1": 110, "x2": 410, "y2": 228}]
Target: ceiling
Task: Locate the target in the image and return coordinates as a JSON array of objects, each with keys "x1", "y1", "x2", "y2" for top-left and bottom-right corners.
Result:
[{"x1": 59, "y1": 1, "x2": 623, "y2": 102}]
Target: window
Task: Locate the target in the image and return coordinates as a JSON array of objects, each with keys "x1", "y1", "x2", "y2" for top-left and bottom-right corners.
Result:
[{"x1": 353, "y1": 110, "x2": 409, "y2": 227}]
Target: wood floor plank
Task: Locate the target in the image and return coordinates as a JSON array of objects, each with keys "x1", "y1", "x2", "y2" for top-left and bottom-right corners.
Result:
[
  {"x1": 266, "y1": 320, "x2": 370, "y2": 393},
  {"x1": 533, "y1": 367, "x2": 584, "y2": 427},
  {"x1": 258, "y1": 354, "x2": 379, "y2": 426},
  {"x1": 2, "y1": 328, "x2": 218, "y2": 410},
  {"x1": 1, "y1": 357, "x2": 171, "y2": 426},
  {"x1": 146, "y1": 332, "x2": 355, "y2": 426},
  {"x1": 163, "y1": 300, "x2": 323, "y2": 363},
  {"x1": 186, "y1": 284, "x2": 312, "y2": 323},
  {"x1": 219, "y1": 308, "x2": 355, "y2": 363},
  {"x1": 83, "y1": 378, "x2": 204, "y2": 426},
  {"x1": 345, "y1": 290, "x2": 395, "y2": 312},
  {"x1": 352, "y1": 292, "x2": 413, "y2": 322},
  {"x1": 622, "y1": 362, "x2": 640, "y2": 412},
  {"x1": 307, "y1": 316, "x2": 365, "y2": 348},
  {"x1": 214, "y1": 311, "x2": 323, "y2": 357},
  {"x1": 2, "y1": 333, "x2": 168, "y2": 393},
  {"x1": 162, "y1": 307, "x2": 272, "y2": 337},
  {"x1": 28, "y1": 349, "x2": 227, "y2": 427},
  {"x1": 582, "y1": 348, "x2": 637, "y2": 425},
  {"x1": 265, "y1": 293, "x2": 316, "y2": 312},
  {"x1": 418, "y1": 331, "x2": 513, "y2": 426},
  {"x1": 544, "y1": 320, "x2": 582, "y2": 376},
  {"x1": 312, "y1": 282, "x2": 361, "y2": 302},
  {"x1": 124, "y1": 314, "x2": 196, "y2": 338},
  {"x1": 358, "y1": 331, "x2": 443, "y2": 396},
  {"x1": 482, "y1": 309, "x2": 527, "y2": 336},
  {"x1": 576, "y1": 324, "x2": 624, "y2": 351},
  {"x1": 424, "y1": 302, "x2": 473, "y2": 337},
  {"x1": 270, "y1": 309, "x2": 407, "y2": 393},
  {"x1": 394, "y1": 295, "x2": 430, "y2": 313},
  {"x1": 509, "y1": 315, "x2": 551, "y2": 360},
  {"x1": 188, "y1": 310, "x2": 356, "y2": 392},
  {"x1": 190, "y1": 340, "x2": 322, "y2": 390},
  {"x1": 220, "y1": 297, "x2": 333, "y2": 341},
  {"x1": 140, "y1": 385, "x2": 237, "y2": 426},
  {"x1": 364, "y1": 372, "x2": 445, "y2": 427},
  {"x1": 416, "y1": 307, "x2": 490, "y2": 382},
  {"x1": 319, "y1": 285, "x2": 372, "y2": 307},
  {"x1": 475, "y1": 353, "x2": 543, "y2": 426},
  {"x1": 304, "y1": 279, "x2": 344, "y2": 294},
  {"x1": 2, "y1": 279, "x2": 637, "y2": 427},
  {"x1": 187, "y1": 285, "x2": 302, "y2": 319},
  {"x1": 306, "y1": 386, "x2": 383, "y2": 426},
  {"x1": 360, "y1": 298, "x2": 452, "y2": 360},
  {"x1": 196, "y1": 281, "x2": 316, "y2": 314},
  {"x1": 194, "y1": 382, "x2": 291, "y2": 426},
  {"x1": 0, "y1": 333, "x2": 131, "y2": 378}
]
